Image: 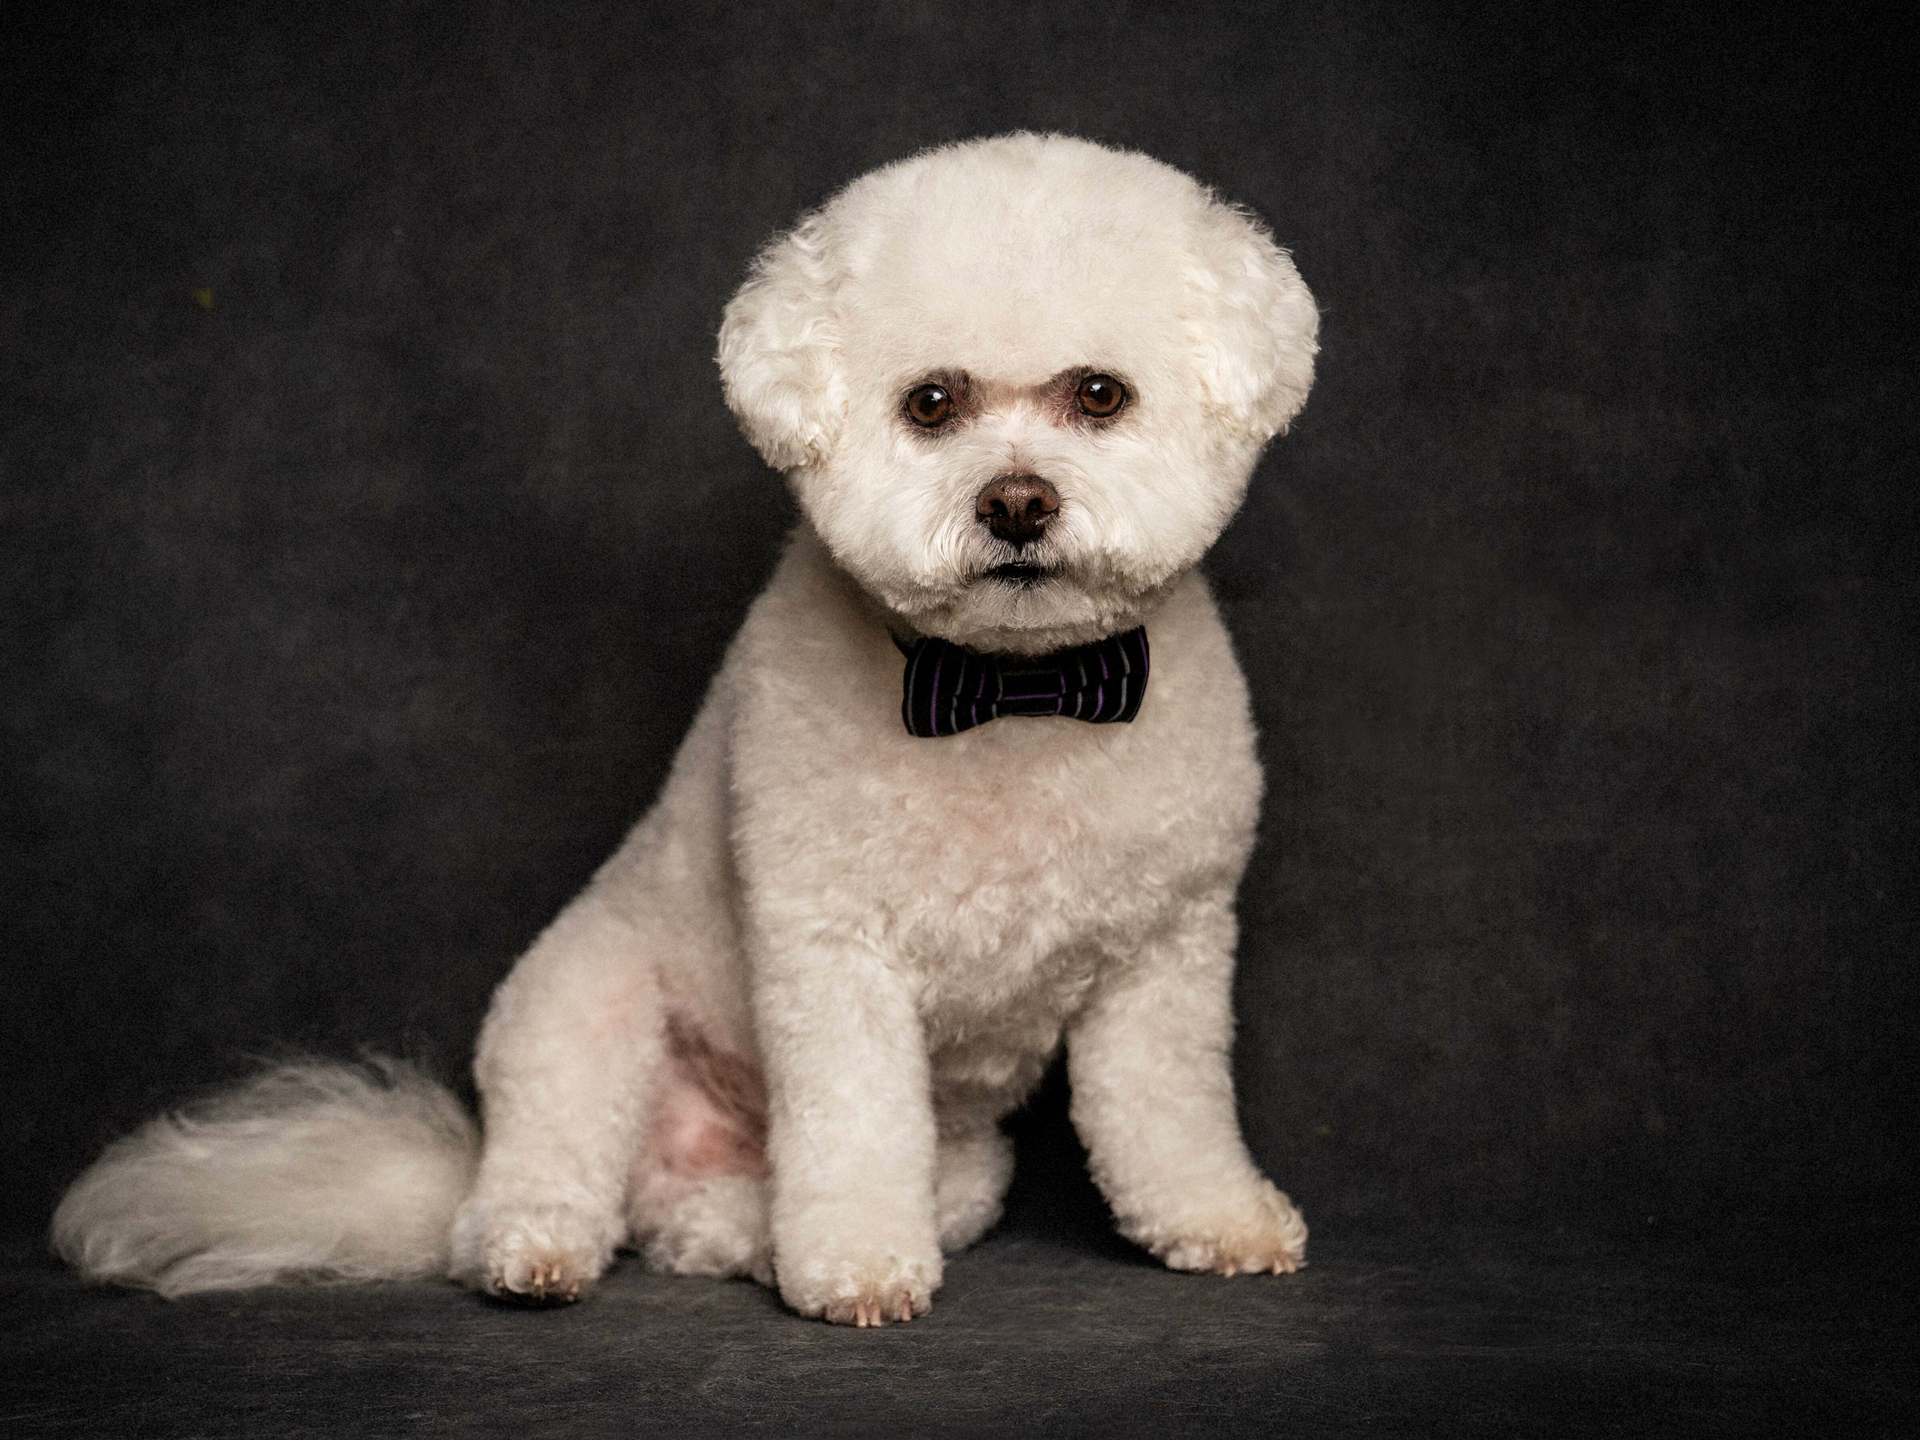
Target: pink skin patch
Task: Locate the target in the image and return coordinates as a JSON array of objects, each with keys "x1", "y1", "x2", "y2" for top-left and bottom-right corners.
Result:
[{"x1": 654, "y1": 1017, "x2": 769, "y2": 1179}]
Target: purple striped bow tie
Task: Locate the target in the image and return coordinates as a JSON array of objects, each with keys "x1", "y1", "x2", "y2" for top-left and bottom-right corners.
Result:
[{"x1": 898, "y1": 628, "x2": 1150, "y2": 738}]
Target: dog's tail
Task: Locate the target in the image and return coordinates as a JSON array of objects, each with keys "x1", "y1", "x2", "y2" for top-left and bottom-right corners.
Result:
[{"x1": 51, "y1": 1055, "x2": 479, "y2": 1297}]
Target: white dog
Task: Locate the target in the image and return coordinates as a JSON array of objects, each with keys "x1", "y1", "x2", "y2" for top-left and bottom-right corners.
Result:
[{"x1": 55, "y1": 133, "x2": 1319, "y2": 1326}]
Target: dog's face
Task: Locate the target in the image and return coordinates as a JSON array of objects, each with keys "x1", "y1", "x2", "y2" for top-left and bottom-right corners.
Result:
[{"x1": 718, "y1": 135, "x2": 1318, "y2": 654}]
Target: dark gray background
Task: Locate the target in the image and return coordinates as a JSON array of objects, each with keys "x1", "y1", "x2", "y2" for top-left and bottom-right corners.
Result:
[{"x1": 3, "y1": 0, "x2": 1911, "y2": 1271}]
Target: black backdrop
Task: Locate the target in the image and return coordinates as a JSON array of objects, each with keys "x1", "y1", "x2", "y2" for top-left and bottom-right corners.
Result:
[{"x1": 3, "y1": 2, "x2": 1911, "y2": 1256}]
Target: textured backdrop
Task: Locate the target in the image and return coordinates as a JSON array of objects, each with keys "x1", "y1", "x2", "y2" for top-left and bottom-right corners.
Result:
[{"x1": 3, "y1": 1, "x2": 1910, "y2": 1253}]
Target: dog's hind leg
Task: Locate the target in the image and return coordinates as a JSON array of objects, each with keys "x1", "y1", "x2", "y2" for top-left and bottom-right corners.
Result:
[
  {"x1": 935, "y1": 1125, "x2": 1014, "y2": 1253},
  {"x1": 627, "y1": 1016, "x2": 773, "y2": 1283},
  {"x1": 451, "y1": 685, "x2": 747, "y2": 1303},
  {"x1": 632, "y1": 1175, "x2": 772, "y2": 1282},
  {"x1": 449, "y1": 887, "x2": 666, "y2": 1302}
]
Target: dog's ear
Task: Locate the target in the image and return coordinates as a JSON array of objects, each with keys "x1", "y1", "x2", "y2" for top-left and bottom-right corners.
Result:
[
  {"x1": 1190, "y1": 204, "x2": 1320, "y2": 444},
  {"x1": 716, "y1": 214, "x2": 846, "y2": 473}
]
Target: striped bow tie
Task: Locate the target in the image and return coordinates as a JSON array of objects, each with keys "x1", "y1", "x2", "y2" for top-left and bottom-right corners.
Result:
[{"x1": 898, "y1": 628, "x2": 1150, "y2": 738}]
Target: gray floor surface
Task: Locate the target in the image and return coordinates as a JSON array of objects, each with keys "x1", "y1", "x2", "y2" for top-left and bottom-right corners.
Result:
[{"x1": 4, "y1": 1226, "x2": 1910, "y2": 1438}]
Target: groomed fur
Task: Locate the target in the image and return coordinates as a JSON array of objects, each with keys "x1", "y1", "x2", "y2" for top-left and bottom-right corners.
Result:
[
  {"x1": 56, "y1": 134, "x2": 1319, "y2": 1324},
  {"x1": 52, "y1": 1057, "x2": 477, "y2": 1297}
]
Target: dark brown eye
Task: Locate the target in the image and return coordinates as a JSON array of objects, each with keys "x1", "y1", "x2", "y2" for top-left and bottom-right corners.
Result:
[
  {"x1": 1076, "y1": 374, "x2": 1126, "y2": 418},
  {"x1": 905, "y1": 384, "x2": 953, "y2": 428}
]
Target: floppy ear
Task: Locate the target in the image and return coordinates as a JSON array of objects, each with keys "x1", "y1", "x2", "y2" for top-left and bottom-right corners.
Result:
[
  {"x1": 715, "y1": 213, "x2": 846, "y2": 473},
  {"x1": 1190, "y1": 202, "x2": 1320, "y2": 443}
]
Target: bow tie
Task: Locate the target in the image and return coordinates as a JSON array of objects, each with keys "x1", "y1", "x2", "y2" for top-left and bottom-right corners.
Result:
[{"x1": 897, "y1": 628, "x2": 1150, "y2": 738}]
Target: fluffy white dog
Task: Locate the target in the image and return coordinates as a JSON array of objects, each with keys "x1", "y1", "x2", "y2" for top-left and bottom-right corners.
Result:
[{"x1": 55, "y1": 133, "x2": 1319, "y2": 1326}]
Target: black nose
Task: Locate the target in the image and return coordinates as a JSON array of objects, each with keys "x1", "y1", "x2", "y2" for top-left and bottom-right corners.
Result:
[{"x1": 975, "y1": 474, "x2": 1060, "y2": 548}]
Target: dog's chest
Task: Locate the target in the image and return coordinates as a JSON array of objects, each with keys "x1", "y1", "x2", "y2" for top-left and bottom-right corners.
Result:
[
  {"x1": 855, "y1": 729, "x2": 1169, "y2": 1049},
  {"x1": 838, "y1": 717, "x2": 1238, "y2": 994},
  {"x1": 727, "y1": 556, "x2": 1261, "y2": 1032}
]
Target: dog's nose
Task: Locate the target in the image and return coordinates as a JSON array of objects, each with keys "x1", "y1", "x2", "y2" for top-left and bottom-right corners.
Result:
[{"x1": 975, "y1": 474, "x2": 1060, "y2": 548}]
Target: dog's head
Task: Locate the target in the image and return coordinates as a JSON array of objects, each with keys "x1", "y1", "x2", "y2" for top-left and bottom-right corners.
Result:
[{"x1": 717, "y1": 134, "x2": 1317, "y2": 655}]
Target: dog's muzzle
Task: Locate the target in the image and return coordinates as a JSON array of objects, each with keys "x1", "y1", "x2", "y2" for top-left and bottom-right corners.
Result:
[{"x1": 976, "y1": 474, "x2": 1059, "y2": 548}]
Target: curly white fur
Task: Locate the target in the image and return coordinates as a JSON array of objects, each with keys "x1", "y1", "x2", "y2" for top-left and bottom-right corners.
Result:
[
  {"x1": 52, "y1": 1057, "x2": 477, "y2": 1297},
  {"x1": 55, "y1": 133, "x2": 1318, "y2": 1324}
]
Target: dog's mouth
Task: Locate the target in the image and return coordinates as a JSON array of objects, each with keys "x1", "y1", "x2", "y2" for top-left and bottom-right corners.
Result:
[{"x1": 981, "y1": 562, "x2": 1060, "y2": 588}]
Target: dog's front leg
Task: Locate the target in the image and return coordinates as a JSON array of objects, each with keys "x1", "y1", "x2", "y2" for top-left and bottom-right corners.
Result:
[
  {"x1": 751, "y1": 936, "x2": 941, "y2": 1325},
  {"x1": 1067, "y1": 895, "x2": 1307, "y2": 1276}
]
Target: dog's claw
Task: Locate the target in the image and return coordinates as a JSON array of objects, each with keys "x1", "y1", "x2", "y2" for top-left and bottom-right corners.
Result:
[
  {"x1": 824, "y1": 1286, "x2": 924, "y2": 1327},
  {"x1": 485, "y1": 1254, "x2": 591, "y2": 1306}
]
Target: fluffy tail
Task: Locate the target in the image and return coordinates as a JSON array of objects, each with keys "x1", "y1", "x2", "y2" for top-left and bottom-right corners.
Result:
[{"x1": 52, "y1": 1055, "x2": 480, "y2": 1297}]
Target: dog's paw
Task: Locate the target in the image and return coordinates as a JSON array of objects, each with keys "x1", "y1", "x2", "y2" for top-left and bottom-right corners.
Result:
[
  {"x1": 778, "y1": 1251, "x2": 940, "y2": 1327},
  {"x1": 450, "y1": 1199, "x2": 618, "y2": 1304},
  {"x1": 638, "y1": 1175, "x2": 773, "y2": 1284},
  {"x1": 1149, "y1": 1181, "x2": 1308, "y2": 1277},
  {"x1": 821, "y1": 1280, "x2": 931, "y2": 1328},
  {"x1": 491, "y1": 1252, "x2": 595, "y2": 1304}
]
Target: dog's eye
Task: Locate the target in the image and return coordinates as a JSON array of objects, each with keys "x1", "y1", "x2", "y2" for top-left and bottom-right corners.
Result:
[
  {"x1": 904, "y1": 384, "x2": 954, "y2": 428},
  {"x1": 1075, "y1": 374, "x2": 1126, "y2": 418}
]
